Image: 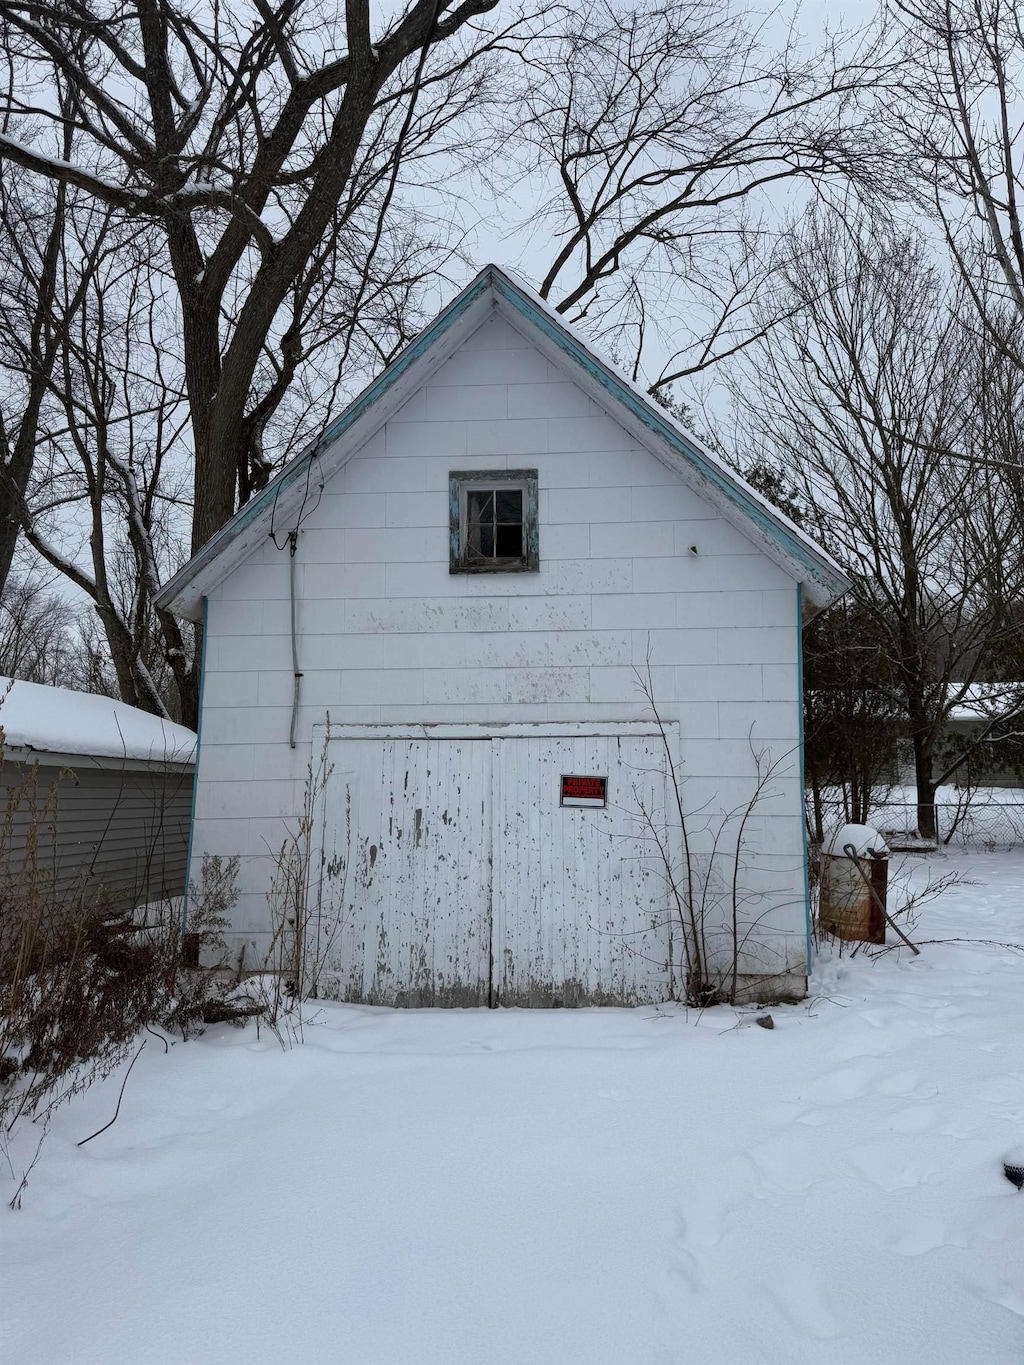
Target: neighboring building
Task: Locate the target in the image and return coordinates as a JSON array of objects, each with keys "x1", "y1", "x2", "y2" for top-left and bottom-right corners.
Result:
[
  {"x1": 886, "y1": 684, "x2": 1024, "y2": 793},
  {"x1": 941, "y1": 684, "x2": 1024, "y2": 789},
  {"x1": 157, "y1": 264, "x2": 849, "y2": 1006},
  {"x1": 0, "y1": 678, "x2": 196, "y2": 912}
]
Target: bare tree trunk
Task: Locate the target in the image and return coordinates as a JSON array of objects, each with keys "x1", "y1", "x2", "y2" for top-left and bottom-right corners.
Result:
[
  {"x1": 0, "y1": 400, "x2": 40, "y2": 589},
  {"x1": 0, "y1": 171, "x2": 70, "y2": 593},
  {"x1": 912, "y1": 734, "x2": 938, "y2": 841},
  {"x1": 809, "y1": 769, "x2": 825, "y2": 845}
]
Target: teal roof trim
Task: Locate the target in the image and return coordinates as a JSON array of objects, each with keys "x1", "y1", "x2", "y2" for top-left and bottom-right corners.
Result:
[
  {"x1": 158, "y1": 271, "x2": 494, "y2": 602},
  {"x1": 295, "y1": 271, "x2": 492, "y2": 485},
  {"x1": 158, "y1": 261, "x2": 847, "y2": 615}
]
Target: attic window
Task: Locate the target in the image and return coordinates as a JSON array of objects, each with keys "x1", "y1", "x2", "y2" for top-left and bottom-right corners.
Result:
[{"x1": 449, "y1": 469, "x2": 539, "y2": 573}]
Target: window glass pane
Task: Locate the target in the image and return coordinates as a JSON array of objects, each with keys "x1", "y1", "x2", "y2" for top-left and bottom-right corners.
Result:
[
  {"x1": 465, "y1": 521, "x2": 484, "y2": 558},
  {"x1": 478, "y1": 522, "x2": 495, "y2": 558},
  {"x1": 496, "y1": 489, "x2": 523, "y2": 523},
  {"x1": 496, "y1": 523, "x2": 523, "y2": 558},
  {"x1": 467, "y1": 489, "x2": 494, "y2": 523}
]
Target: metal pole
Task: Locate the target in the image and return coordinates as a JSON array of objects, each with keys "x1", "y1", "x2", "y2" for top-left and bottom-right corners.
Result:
[{"x1": 843, "y1": 844, "x2": 920, "y2": 955}]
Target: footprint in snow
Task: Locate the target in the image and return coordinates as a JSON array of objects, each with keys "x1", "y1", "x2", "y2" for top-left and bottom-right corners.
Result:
[
  {"x1": 972, "y1": 1075, "x2": 1024, "y2": 1105},
  {"x1": 673, "y1": 1154, "x2": 761, "y2": 1248},
  {"x1": 890, "y1": 1219, "x2": 967, "y2": 1256},
  {"x1": 755, "y1": 1099, "x2": 804, "y2": 1128},
  {"x1": 656, "y1": 1248, "x2": 704, "y2": 1302},
  {"x1": 876, "y1": 1069, "x2": 927, "y2": 1098},
  {"x1": 974, "y1": 1276, "x2": 1024, "y2": 1319},
  {"x1": 847, "y1": 1141, "x2": 942, "y2": 1190},
  {"x1": 938, "y1": 1111, "x2": 985, "y2": 1139},
  {"x1": 796, "y1": 1108, "x2": 829, "y2": 1127},
  {"x1": 747, "y1": 1137, "x2": 826, "y2": 1194},
  {"x1": 752, "y1": 1099, "x2": 829, "y2": 1129},
  {"x1": 762, "y1": 1267, "x2": 843, "y2": 1340},
  {"x1": 799, "y1": 1061, "x2": 878, "y2": 1105},
  {"x1": 885, "y1": 1104, "x2": 939, "y2": 1134},
  {"x1": 829, "y1": 1035, "x2": 898, "y2": 1061}
]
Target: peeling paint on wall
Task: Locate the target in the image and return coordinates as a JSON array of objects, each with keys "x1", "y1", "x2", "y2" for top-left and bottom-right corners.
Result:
[{"x1": 318, "y1": 731, "x2": 672, "y2": 1007}]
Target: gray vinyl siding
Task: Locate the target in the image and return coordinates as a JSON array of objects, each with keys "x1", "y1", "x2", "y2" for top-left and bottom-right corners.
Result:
[{"x1": 1, "y1": 758, "x2": 194, "y2": 911}]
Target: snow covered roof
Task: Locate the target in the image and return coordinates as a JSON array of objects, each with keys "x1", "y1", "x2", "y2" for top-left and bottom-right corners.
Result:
[
  {"x1": 0, "y1": 677, "x2": 196, "y2": 766},
  {"x1": 156, "y1": 263, "x2": 851, "y2": 622},
  {"x1": 948, "y1": 683, "x2": 1024, "y2": 725}
]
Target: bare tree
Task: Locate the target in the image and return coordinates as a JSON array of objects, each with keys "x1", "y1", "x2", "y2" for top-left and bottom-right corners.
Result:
[
  {"x1": 802, "y1": 600, "x2": 905, "y2": 842},
  {"x1": 1, "y1": 146, "x2": 483, "y2": 721},
  {"x1": 0, "y1": 194, "x2": 195, "y2": 717},
  {"x1": 0, "y1": 149, "x2": 79, "y2": 592},
  {"x1": 0, "y1": 569, "x2": 78, "y2": 686},
  {"x1": 891, "y1": 0, "x2": 1024, "y2": 363},
  {"x1": 0, "y1": 0, "x2": 521, "y2": 557},
  {"x1": 0, "y1": 0, "x2": 530, "y2": 722},
  {"x1": 0, "y1": 562, "x2": 124, "y2": 695},
  {"x1": 506, "y1": 0, "x2": 894, "y2": 390},
  {"x1": 735, "y1": 208, "x2": 1024, "y2": 839}
]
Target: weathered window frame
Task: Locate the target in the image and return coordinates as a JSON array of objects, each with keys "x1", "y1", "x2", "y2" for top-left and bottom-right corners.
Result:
[{"x1": 449, "y1": 469, "x2": 539, "y2": 574}]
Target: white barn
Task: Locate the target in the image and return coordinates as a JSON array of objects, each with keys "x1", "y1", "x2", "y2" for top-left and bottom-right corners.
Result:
[{"x1": 158, "y1": 265, "x2": 849, "y2": 1007}]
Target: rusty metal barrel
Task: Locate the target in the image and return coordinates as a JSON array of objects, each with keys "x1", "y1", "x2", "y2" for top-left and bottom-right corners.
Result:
[{"x1": 820, "y1": 823, "x2": 889, "y2": 944}]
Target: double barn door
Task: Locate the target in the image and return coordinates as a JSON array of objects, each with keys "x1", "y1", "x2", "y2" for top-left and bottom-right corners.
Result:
[{"x1": 316, "y1": 726, "x2": 673, "y2": 1007}]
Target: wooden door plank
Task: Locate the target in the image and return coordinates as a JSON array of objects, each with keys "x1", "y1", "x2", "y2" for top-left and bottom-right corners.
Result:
[
  {"x1": 493, "y1": 733, "x2": 671, "y2": 1006},
  {"x1": 319, "y1": 738, "x2": 491, "y2": 1005}
]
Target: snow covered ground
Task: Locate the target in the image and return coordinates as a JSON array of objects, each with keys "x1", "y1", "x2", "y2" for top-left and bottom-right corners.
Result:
[{"x1": 3, "y1": 849, "x2": 1024, "y2": 1365}]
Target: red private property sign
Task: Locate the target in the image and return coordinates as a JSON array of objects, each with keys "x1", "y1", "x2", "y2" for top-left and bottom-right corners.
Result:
[{"x1": 560, "y1": 774, "x2": 608, "y2": 808}]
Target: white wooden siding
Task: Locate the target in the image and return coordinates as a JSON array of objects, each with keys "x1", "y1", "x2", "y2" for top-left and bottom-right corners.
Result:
[{"x1": 193, "y1": 311, "x2": 808, "y2": 985}]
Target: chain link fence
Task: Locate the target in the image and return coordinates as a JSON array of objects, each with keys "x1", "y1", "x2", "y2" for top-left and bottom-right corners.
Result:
[{"x1": 809, "y1": 788, "x2": 1024, "y2": 850}]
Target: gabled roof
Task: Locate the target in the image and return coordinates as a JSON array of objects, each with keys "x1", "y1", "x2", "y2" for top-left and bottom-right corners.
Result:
[{"x1": 156, "y1": 263, "x2": 850, "y2": 622}]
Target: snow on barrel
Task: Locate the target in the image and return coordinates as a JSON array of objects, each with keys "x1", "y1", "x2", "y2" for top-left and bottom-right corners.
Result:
[{"x1": 820, "y1": 823, "x2": 890, "y2": 944}]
